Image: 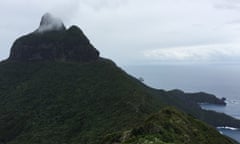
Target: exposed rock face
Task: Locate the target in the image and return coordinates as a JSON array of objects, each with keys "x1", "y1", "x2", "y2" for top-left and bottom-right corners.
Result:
[{"x1": 8, "y1": 13, "x2": 99, "y2": 62}]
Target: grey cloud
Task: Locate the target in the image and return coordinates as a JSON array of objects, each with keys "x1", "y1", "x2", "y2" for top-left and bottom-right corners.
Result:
[
  {"x1": 1, "y1": 0, "x2": 240, "y2": 65},
  {"x1": 214, "y1": 4, "x2": 240, "y2": 10},
  {"x1": 226, "y1": 19, "x2": 240, "y2": 24},
  {"x1": 214, "y1": 0, "x2": 240, "y2": 10},
  {"x1": 79, "y1": 0, "x2": 128, "y2": 11}
]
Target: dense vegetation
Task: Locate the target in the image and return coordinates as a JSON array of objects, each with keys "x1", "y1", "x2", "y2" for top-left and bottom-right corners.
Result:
[
  {"x1": 102, "y1": 107, "x2": 236, "y2": 144},
  {"x1": 0, "y1": 59, "x2": 239, "y2": 144}
]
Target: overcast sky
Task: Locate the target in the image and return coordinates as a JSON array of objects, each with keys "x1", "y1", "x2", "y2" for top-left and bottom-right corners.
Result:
[{"x1": 1, "y1": 0, "x2": 240, "y2": 65}]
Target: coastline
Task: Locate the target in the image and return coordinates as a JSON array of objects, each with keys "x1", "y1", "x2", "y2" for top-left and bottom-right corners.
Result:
[{"x1": 200, "y1": 103, "x2": 240, "y2": 143}]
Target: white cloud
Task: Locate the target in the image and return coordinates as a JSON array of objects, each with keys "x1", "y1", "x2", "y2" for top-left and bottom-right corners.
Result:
[{"x1": 143, "y1": 44, "x2": 240, "y2": 62}]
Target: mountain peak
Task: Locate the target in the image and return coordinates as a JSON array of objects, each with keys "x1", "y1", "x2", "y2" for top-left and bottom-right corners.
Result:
[
  {"x1": 36, "y1": 13, "x2": 66, "y2": 33},
  {"x1": 8, "y1": 14, "x2": 99, "y2": 62}
]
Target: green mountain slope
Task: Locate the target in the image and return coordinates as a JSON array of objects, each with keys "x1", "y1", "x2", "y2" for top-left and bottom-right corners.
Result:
[
  {"x1": 102, "y1": 107, "x2": 236, "y2": 144},
  {"x1": 0, "y1": 59, "x2": 161, "y2": 144},
  {"x1": 0, "y1": 59, "x2": 239, "y2": 144}
]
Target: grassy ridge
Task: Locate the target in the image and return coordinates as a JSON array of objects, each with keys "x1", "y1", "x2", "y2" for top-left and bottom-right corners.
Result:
[{"x1": 102, "y1": 107, "x2": 237, "y2": 144}]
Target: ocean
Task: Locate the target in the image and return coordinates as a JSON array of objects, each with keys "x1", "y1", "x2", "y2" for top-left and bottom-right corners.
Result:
[{"x1": 123, "y1": 64, "x2": 240, "y2": 142}]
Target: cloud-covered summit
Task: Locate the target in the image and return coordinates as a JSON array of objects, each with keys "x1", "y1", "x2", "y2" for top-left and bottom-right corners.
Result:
[
  {"x1": 8, "y1": 13, "x2": 99, "y2": 62},
  {"x1": 36, "y1": 13, "x2": 66, "y2": 33}
]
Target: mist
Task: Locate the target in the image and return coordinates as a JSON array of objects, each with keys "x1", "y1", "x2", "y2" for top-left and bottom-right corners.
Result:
[{"x1": 36, "y1": 13, "x2": 65, "y2": 33}]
